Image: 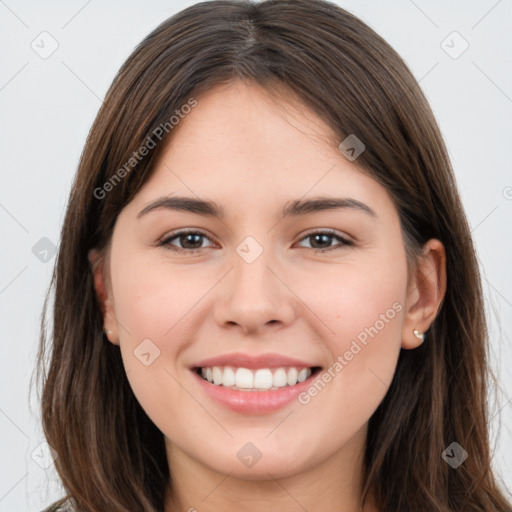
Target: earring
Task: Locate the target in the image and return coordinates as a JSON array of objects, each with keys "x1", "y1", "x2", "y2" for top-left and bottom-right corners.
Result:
[
  {"x1": 103, "y1": 328, "x2": 113, "y2": 339},
  {"x1": 413, "y1": 329, "x2": 425, "y2": 342}
]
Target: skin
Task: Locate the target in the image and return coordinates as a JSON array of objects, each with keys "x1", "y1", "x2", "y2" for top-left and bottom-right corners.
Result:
[{"x1": 90, "y1": 80, "x2": 446, "y2": 512}]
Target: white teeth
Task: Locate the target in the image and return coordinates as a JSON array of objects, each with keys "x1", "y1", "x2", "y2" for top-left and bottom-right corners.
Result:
[
  {"x1": 287, "y1": 367, "x2": 298, "y2": 386},
  {"x1": 297, "y1": 368, "x2": 309, "y2": 383},
  {"x1": 235, "y1": 367, "x2": 253, "y2": 388},
  {"x1": 212, "y1": 366, "x2": 223, "y2": 385},
  {"x1": 254, "y1": 369, "x2": 273, "y2": 389},
  {"x1": 273, "y1": 368, "x2": 287, "y2": 387},
  {"x1": 198, "y1": 365, "x2": 313, "y2": 390},
  {"x1": 223, "y1": 366, "x2": 236, "y2": 387}
]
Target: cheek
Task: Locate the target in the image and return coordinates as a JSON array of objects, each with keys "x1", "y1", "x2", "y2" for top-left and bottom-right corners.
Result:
[
  {"x1": 109, "y1": 254, "x2": 215, "y2": 415},
  {"x1": 296, "y1": 253, "x2": 406, "y2": 403},
  {"x1": 111, "y1": 266, "x2": 192, "y2": 432},
  {"x1": 279, "y1": 268, "x2": 405, "y2": 465},
  {"x1": 111, "y1": 253, "x2": 212, "y2": 343},
  {"x1": 301, "y1": 252, "x2": 406, "y2": 340}
]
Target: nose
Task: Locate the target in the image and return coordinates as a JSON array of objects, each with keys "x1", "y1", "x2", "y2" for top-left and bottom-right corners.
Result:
[{"x1": 213, "y1": 247, "x2": 297, "y2": 336}]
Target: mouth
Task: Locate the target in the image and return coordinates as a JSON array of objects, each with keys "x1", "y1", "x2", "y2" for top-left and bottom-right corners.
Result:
[
  {"x1": 190, "y1": 352, "x2": 323, "y2": 414},
  {"x1": 194, "y1": 365, "x2": 323, "y2": 391}
]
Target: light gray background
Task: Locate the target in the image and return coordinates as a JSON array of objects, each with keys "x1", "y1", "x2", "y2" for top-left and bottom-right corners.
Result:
[{"x1": 1, "y1": 0, "x2": 511, "y2": 510}]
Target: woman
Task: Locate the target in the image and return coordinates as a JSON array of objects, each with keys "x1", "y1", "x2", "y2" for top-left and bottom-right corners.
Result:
[{"x1": 36, "y1": 0, "x2": 511, "y2": 510}]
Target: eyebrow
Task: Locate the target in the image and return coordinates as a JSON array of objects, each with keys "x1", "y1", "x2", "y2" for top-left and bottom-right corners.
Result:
[{"x1": 137, "y1": 195, "x2": 376, "y2": 219}]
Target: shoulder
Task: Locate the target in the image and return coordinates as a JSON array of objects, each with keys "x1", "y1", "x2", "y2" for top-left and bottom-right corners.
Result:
[{"x1": 41, "y1": 498, "x2": 76, "y2": 512}]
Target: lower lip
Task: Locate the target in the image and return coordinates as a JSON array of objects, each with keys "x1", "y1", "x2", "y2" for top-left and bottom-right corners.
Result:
[{"x1": 191, "y1": 369, "x2": 319, "y2": 414}]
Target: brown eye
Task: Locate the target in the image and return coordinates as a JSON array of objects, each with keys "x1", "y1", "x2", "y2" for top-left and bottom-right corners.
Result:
[
  {"x1": 160, "y1": 231, "x2": 214, "y2": 251},
  {"x1": 297, "y1": 231, "x2": 352, "y2": 251}
]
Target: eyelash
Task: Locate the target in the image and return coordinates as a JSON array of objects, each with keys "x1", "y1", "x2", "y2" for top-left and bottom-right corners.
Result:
[{"x1": 158, "y1": 228, "x2": 353, "y2": 253}]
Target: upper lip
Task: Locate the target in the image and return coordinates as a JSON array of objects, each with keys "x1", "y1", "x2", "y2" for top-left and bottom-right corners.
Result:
[{"x1": 192, "y1": 352, "x2": 321, "y2": 370}]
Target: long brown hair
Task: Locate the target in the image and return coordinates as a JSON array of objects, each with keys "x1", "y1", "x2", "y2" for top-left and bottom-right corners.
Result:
[{"x1": 34, "y1": 1, "x2": 511, "y2": 510}]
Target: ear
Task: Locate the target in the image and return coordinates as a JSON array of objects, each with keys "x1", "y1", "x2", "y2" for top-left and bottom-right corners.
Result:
[
  {"x1": 401, "y1": 239, "x2": 446, "y2": 349},
  {"x1": 88, "y1": 248, "x2": 119, "y2": 345}
]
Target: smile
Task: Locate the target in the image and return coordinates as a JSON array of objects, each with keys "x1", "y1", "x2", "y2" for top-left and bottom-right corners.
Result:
[
  {"x1": 190, "y1": 354, "x2": 323, "y2": 414},
  {"x1": 196, "y1": 365, "x2": 321, "y2": 391}
]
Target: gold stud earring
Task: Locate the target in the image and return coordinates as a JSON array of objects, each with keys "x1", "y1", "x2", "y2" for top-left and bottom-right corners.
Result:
[{"x1": 413, "y1": 329, "x2": 425, "y2": 342}]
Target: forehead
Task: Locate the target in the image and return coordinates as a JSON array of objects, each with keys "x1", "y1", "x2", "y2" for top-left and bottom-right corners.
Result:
[
  {"x1": 164, "y1": 81, "x2": 337, "y2": 167},
  {"x1": 125, "y1": 80, "x2": 394, "y2": 221}
]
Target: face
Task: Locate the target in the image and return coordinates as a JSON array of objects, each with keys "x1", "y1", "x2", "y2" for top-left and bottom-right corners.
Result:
[{"x1": 96, "y1": 81, "x2": 423, "y2": 480}]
